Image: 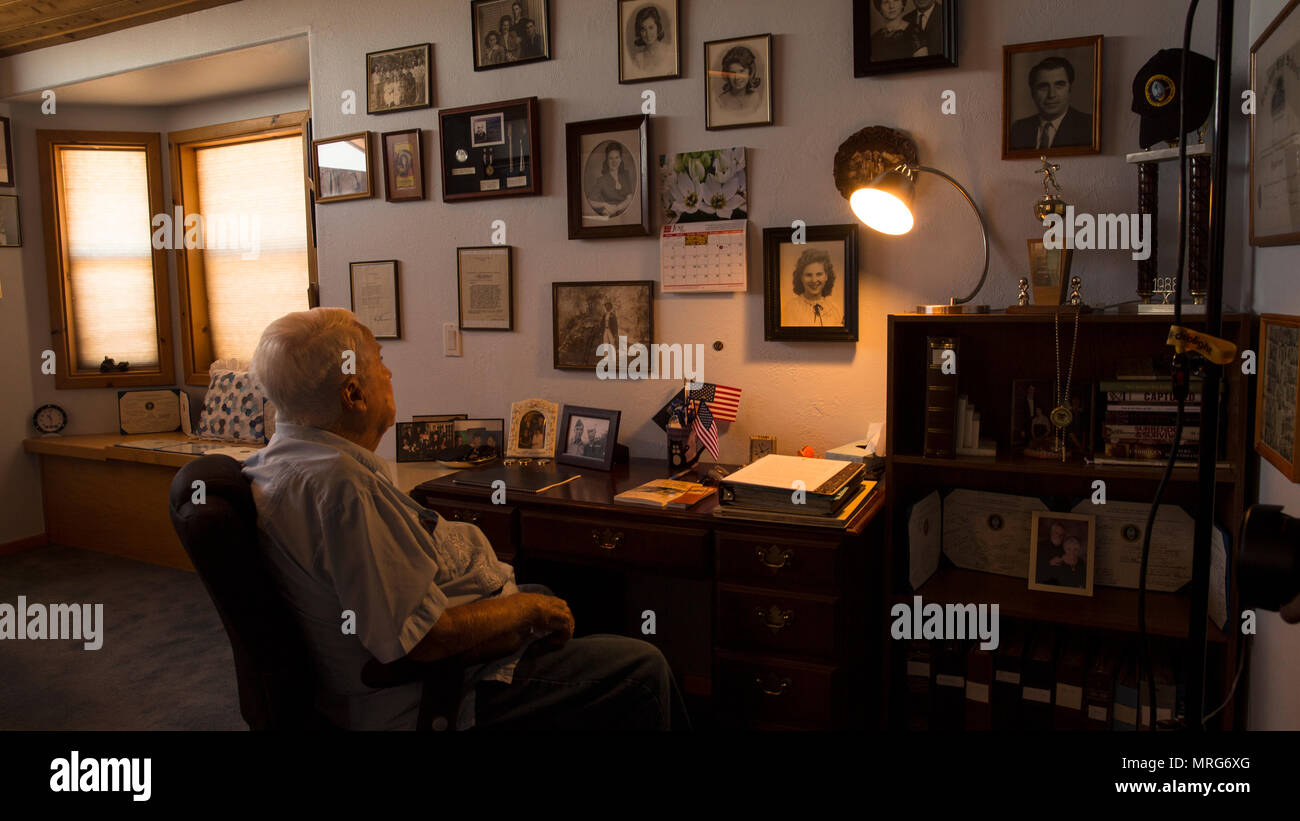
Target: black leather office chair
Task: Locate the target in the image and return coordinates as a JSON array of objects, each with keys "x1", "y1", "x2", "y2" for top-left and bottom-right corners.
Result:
[{"x1": 168, "y1": 454, "x2": 464, "y2": 731}]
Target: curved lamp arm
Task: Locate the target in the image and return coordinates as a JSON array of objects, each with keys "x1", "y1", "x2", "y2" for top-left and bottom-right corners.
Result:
[{"x1": 914, "y1": 165, "x2": 990, "y2": 307}]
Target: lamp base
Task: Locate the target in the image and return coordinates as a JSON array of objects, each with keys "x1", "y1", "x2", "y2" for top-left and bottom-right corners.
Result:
[{"x1": 917, "y1": 303, "x2": 990, "y2": 315}]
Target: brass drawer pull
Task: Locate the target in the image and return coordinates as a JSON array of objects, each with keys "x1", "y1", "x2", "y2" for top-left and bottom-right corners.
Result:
[
  {"x1": 756, "y1": 605, "x2": 794, "y2": 633},
  {"x1": 754, "y1": 674, "x2": 791, "y2": 697},
  {"x1": 755, "y1": 544, "x2": 793, "y2": 572},
  {"x1": 450, "y1": 509, "x2": 480, "y2": 525},
  {"x1": 590, "y1": 528, "x2": 624, "y2": 550}
]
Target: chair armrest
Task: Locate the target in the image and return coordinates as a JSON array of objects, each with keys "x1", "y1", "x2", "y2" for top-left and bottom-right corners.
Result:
[{"x1": 361, "y1": 655, "x2": 469, "y2": 732}]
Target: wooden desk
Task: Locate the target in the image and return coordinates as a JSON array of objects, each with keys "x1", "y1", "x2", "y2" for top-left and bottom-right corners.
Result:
[{"x1": 412, "y1": 459, "x2": 885, "y2": 730}]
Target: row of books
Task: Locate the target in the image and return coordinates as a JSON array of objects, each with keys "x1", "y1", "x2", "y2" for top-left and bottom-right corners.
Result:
[
  {"x1": 902, "y1": 622, "x2": 1183, "y2": 731},
  {"x1": 1097, "y1": 379, "x2": 1213, "y2": 466}
]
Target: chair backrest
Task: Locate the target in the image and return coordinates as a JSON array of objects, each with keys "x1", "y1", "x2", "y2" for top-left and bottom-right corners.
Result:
[{"x1": 168, "y1": 454, "x2": 327, "y2": 730}]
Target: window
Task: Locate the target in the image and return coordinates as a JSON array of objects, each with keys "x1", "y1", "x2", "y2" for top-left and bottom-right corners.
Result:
[
  {"x1": 169, "y1": 111, "x2": 315, "y2": 384},
  {"x1": 36, "y1": 131, "x2": 174, "y2": 388}
]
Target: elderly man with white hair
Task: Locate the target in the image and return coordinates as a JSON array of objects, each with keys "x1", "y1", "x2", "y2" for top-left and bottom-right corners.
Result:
[{"x1": 243, "y1": 307, "x2": 686, "y2": 730}]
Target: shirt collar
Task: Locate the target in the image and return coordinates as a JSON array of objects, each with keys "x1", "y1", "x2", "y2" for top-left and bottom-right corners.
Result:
[
  {"x1": 273, "y1": 422, "x2": 392, "y2": 481},
  {"x1": 1041, "y1": 110, "x2": 1068, "y2": 131}
]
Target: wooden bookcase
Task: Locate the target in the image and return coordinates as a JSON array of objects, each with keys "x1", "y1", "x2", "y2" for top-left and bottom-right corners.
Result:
[{"x1": 883, "y1": 312, "x2": 1257, "y2": 730}]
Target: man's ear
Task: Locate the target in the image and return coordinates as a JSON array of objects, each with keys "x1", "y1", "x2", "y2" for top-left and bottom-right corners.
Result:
[{"x1": 340, "y1": 376, "x2": 366, "y2": 410}]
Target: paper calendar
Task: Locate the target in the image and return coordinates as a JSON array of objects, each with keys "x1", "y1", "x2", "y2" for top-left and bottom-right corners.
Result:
[{"x1": 659, "y1": 219, "x2": 747, "y2": 292}]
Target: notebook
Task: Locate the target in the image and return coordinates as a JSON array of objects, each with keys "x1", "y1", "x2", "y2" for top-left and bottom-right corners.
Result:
[{"x1": 452, "y1": 465, "x2": 579, "y2": 494}]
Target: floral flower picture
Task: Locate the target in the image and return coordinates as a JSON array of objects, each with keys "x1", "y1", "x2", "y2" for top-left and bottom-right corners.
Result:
[{"x1": 658, "y1": 146, "x2": 747, "y2": 224}]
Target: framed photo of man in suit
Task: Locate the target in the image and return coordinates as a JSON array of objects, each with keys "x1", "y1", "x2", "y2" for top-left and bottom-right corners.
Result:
[{"x1": 1003, "y1": 35, "x2": 1102, "y2": 160}]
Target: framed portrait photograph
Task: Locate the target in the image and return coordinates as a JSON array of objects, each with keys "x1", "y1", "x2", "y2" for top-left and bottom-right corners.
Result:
[
  {"x1": 1002, "y1": 35, "x2": 1102, "y2": 160},
  {"x1": 705, "y1": 33, "x2": 773, "y2": 130},
  {"x1": 396, "y1": 421, "x2": 455, "y2": 462},
  {"x1": 619, "y1": 0, "x2": 681, "y2": 83},
  {"x1": 1250, "y1": 0, "x2": 1300, "y2": 245},
  {"x1": 1256, "y1": 314, "x2": 1300, "y2": 481},
  {"x1": 457, "y1": 245, "x2": 514, "y2": 330},
  {"x1": 762, "y1": 224, "x2": 858, "y2": 342},
  {"x1": 439, "y1": 97, "x2": 541, "y2": 201},
  {"x1": 557, "y1": 406, "x2": 622, "y2": 471},
  {"x1": 1028, "y1": 511, "x2": 1096, "y2": 596},
  {"x1": 552, "y1": 280, "x2": 654, "y2": 370},
  {"x1": 367, "y1": 43, "x2": 433, "y2": 115},
  {"x1": 0, "y1": 195, "x2": 21, "y2": 247},
  {"x1": 313, "y1": 132, "x2": 373, "y2": 202},
  {"x1": 453, "y1": 418, "x2": 506, "y2": 456},
  {"x1": 852, "y1": 0, "x2": 957, "y2": 76},
  {"x1": 508, "y1": 398, "x2": 559, "y2": 458},
  {"x1": 472, "y1": 0, "x2": 551, "y2": 70},
  {"x1": 1011, "y1": 378, "x2": 1094, "y2": 457},
  {"x1": 349, "y1": 259, "x2": 401, "y2": 339},
  {"x1": 566, "y1": 114, "x2": 651, "y2": 239},
  {"x1": 381, "y1": 129, "x2": 425, "y2": 202},
  {"x1": 1026, "y1": 238, "x2": 1072, "y2": 306},
  {"x1": 0, "y1": 116, "x2": 13, "y2": 187}
]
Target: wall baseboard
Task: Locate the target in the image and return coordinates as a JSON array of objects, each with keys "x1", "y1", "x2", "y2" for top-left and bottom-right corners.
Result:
[{"x1": 0, "y1": 533, "x2": 48, "y2": 556}]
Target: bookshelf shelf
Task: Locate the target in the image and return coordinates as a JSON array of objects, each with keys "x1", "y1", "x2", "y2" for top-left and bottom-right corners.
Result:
[{"x1": 890, "y1": 452, "x2": 1236, "y2": 483}]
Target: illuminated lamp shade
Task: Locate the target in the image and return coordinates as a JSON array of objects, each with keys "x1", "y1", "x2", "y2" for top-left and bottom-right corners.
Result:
[{"x1": 849, "y1": 170, "x2": 915, "y2": 235}]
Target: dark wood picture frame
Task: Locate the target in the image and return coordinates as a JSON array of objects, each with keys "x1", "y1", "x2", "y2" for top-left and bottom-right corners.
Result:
[
  {"x1": 1250, "y1": 0, "x2": 1300, "y2": 246},
  {"x1": 704, "y1": 33, "x2": 773, "y2": 131},
  {"x1": 552, "y1": 280, "x2": 654, "y2": 370},
  {"x1": 439, "y1": 97, "x2": 541, "y2": 202},
  {"x1": 618, "y1": 0, "x2": 682, "y2": 83},
  {"x1": 762, "y1": 224, "x2": 859, "y2": 342},
  {"x1": 313, "y1": 132, "x2": 374, "y2": 203},
  {"x1": 457, "y1": 245, "x2": 514, "y2": 331},
  {"x1": 381, "y1": 128, "x2": 425, "y2": 202},
  {"x1": 557, "y1": 405, "x2": 622, "y2": 471},
  {"x1": 396, "y1": 420, "x2": 454, "y2": 463},
  {"x1": 471, "y1": 0, "x2": 552, "y2": 70},
  {"x1": 1256, "y1": 313, "x2": 1300, "y2": 481},
  {"x1": 0, "y1": 116, "x2": 13, "y2": 187},
  {"x1": 366, "y1": 43, "x2": 434, "y2": 115},
  {"x1": 565, "y1": 114, "x2": 651, "y2": 239},
  {"x1": 349, "y1": 259, "x2": 401, "y2": 340},
  {"x1": 852, "y1": 0, "x2": 958, "y2": 77},
  {"x1": 1002, "y1": 35, "x2": 1103, "y2": 160}
]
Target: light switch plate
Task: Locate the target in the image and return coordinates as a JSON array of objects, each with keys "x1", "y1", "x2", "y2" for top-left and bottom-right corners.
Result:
[{"x1": 443, "y1": 322, "x2": 462, "y2": 357}]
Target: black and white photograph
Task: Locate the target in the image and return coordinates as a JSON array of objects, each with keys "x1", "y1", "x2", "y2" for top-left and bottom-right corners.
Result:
[
  {"x1": 1027, "y1": 511, "x2": 1096, "y2": 596},
  {"x1": 313, "y1": 132, "x2": 373, "y2": 202},
  {"x1": 471, "y1": 113, "x2": 505, "y2": 147},
  {"x1": 396, "y1": 421, "x2": 454, "y2": 462},
  {"x1": 705, "y1": 33, "x2": 773, "y2": 130},
  {"x1": 472, "y1": 0, "x2": 551, "y2": 70},
  {"x1": 566, "y1": 114, "x2": 651, "y2": 239},
  {"x1": 439, "y1": 97, "x2": 541, "y2": 201},
  {"x1": 0, "y1": 195, "x2": 21, "y2": 246},
  {"x1": 557, "y1": 406, "x2": 622, "y2": 471},
  {"x1": 618, "y1": 0, "x2": 681, "y2": 83},
  {"x1": 763, "y1": 225, "x2": 858, "y2": 341},
  {"x1": 1257, "y1": 314, "x2": 1300, "y2": 480},
  {"x1": 1003, "y1": 35, "x2": 1102, "y2": 159},
  {"x1": 552, "y1": 280, "x2": 654, "y2": 369},
  {"x1": 1011, "y1": 378, "x2": 1094, "y2": 458},
  {"x1": 366, "y1": 43, "x2": 433, "y2": 115},
  {"x1": 852, "y1": 0, "x2": 957, "y2": 76},
  {"x1": 453, "y1": 418, "x2": 505, "y2": 456},
  {"x1": 507, "y1": 398, "x2": 559, "y2": 458},
  {"x1": 381, "y1": 129, "x2": 424, "y2": 202}
]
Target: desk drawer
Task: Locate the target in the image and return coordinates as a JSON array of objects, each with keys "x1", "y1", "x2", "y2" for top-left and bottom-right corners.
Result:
[
  {"x1": 519, "y1": 512, "x2": 709, "y2": 574},
  {"x1": 420, "y1": 499, "x2": 517, "y2": 561},
  {"x1": 715, "y1": 650, "x2": 843, "y2": 728},
  {"x1": 716, "y1": 532, "x2": 840, "y2": 588},
  {"x1": 717, "y1": 584, "x2": 840, "y2": 657}
]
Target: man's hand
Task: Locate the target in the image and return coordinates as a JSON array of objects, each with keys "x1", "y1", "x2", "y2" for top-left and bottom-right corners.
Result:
[{"x1": 528, "y1": 593, "x2": 575, "y2": 646}]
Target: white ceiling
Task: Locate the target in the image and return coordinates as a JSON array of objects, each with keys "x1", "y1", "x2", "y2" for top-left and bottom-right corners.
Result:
[{"x1": 5, "y1": 36, "x2": 309, "y2": 106}]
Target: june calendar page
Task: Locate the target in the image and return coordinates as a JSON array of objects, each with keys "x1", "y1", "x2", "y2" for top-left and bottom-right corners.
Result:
[{"x1": 659, "y1": 218, "x2": 748, "y2": 293}]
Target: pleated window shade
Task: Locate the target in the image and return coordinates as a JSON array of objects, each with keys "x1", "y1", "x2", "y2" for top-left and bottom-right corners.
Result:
[
  {"x1": 193, "y1": 135, "x2": 309, "y2": 361},
  {"x1": 58, "y1": 147, "x2": 160, "y2": 370}
]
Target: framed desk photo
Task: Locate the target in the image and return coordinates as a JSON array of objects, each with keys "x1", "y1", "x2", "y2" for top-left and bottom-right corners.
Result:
[
  {"x1": 381, "y1": 129, "x2": 426, "y2": 202},
  {"x1": 557, "y1": 406, "x2": 621, "y2": 471},
  {"x1": 439, "y1": 97, "x2": 541, "y2": 201},
  {"x1": 1002, "y1": 35, "x2": 1102, "y2": 160},
  {"x1": 762, "y1": 224, "x2": 858, "y2": 341},
  {"x1": 314, "y1": 132, "x2": 373, "y2": 202},
  {"x1": 1250, "y1": 0, "x2": 1300, "y2": 246},
  {"x1": 566, "y1": 114, "x2": 651, "y2": 239},
  {"x1": 457, "y1": 245, "x2": 514, "y2": 330},
  {"x1": 349, "y1": 259, "x2": 401, "y2": 339},
  {"x1": 852, "y1": 0, "x2": 957, "y2": 77},
  {"x1": 1257, "y1": 313, "x2": 1300, "y2": 481}
]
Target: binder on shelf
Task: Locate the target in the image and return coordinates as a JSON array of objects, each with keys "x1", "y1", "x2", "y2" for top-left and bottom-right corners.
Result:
[
  {"x1": 992, "y1": 622, "x2": 1027, "y2": 731},
  {"x1": 1021, "y1": 626, "x2": 1056, "y2": 730},
  {"x1": 964, "y1": 643, "x2": 994, "y2": 731},
  {"x1": 904, "y1": 640, "x2": 933, "y2": 732},
  {"x1": 1113, "y1": 658, "x2": 1140, "y2": 731},
  {"x1": 932, "y1": 640, "x2": 967, "y2": 731},
  {"x1": 1052, "y1": 629, "x2": 1087, "y2": 730},
  {"x1": 1084, "y1": 639, "x2": 1119, "y2": 731}
]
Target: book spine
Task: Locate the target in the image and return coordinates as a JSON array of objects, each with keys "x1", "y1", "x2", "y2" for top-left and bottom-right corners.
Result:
[
  {"x1": 1103, "y1": 425, "x2": 1200, "y2": 443},
  {"x1": 1105, "y1": 391, "x2": 1203, "y2": 404},
  {"x1": 1100, "y1": 380, "x2": 1205, "y2": 393},
  {"x1": 924, "y1": 337, "x2": 959, "y2": 458},
  {"x1": 1104, "y1": 410, "x2": 1201, "y2": 426},
  {"x1": 1102, "y1": 441, "x2": 1201, "y2": 459}
]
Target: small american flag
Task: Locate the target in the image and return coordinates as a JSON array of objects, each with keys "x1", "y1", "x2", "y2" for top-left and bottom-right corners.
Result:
[
  {"x1": 692, "y1": 401, "x2": 720, "y2": 460},
  {"x1": 687, "y1": 382, "x2": 741, "y2": 422}
]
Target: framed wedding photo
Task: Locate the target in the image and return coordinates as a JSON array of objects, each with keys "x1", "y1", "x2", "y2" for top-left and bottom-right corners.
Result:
[
  {"x1": 552, "y1": 280, "x2": 654, "y2": 370},
  {"x1": 457, "y1": 245, "x2": 514, "y2": 330},
  {"x1": 704, "y1": 33, "x2": 773, "y2": 130},
  {"x1": 1002, "y1": 35, "x2": 1102, "y2": 160},
  {"x1": 1256, "y1": 313, "x2": 1300, "y2": 481},
  {"x1": 763, "y1": 224, "x2": 859, "y2": 342},
  {"x1": 1250, "y1": 0, "x2": 1300, "y2": 245},
  {"x1": 566, "y1": 114, "x2": 651, "y2": 239},
  {"x1": 367, "y1": 43, "x2": 433, "y2": 115},
  {"x1": 472, "y1": 0, "x2": 551, "y2": 70},
  {"x1": 557, "y1": 406, "x2": 622, "y2": 471},
  {"x1": 349, "y1": 259, "x2": 401, "y2": 339},
  {"x1": 439, "y1": 97, "x2": 541, "y2": 201},
  {"x1": 313, "y1": 132, "x2": 373, "y2": 202},
  {"x1": 381, "y1": 129, "x2": 425, "y2": 202},
  {"x1": 852, "y1": 0, "x2": 957, "y2": 77},
  {"x1": 618, "y1": 0, "x2": 681, "y2": 83}
]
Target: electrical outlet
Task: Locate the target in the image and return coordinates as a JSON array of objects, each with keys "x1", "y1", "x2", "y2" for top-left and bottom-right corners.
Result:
[{"x1": 443, "y1": 322, "x2": 462, "y2": 357}]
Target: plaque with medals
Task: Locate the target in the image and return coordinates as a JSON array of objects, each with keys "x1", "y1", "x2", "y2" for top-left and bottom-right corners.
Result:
[{"x1": 439, "y1": 97, "x2": 541, "y2": 201}]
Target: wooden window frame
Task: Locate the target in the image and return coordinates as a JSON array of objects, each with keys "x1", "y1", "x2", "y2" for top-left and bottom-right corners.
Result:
[
  {"x1": 36, "y1": 130, "x2": 175, "y2": 389},
  {"x1": 167, "y1": 110, "x2": 316, "y2": 386}
]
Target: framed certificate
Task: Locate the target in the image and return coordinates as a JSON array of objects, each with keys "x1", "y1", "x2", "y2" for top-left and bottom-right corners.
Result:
[
  {"x1": 349, "y1": 259, "x2": 401, "y2": 339},
  {"x1": 1250, "y1": 0, "x2": 1300, "y2": 245},
  {"x1": 457, "y1": 246, "x2": 513, "y2": 330}
]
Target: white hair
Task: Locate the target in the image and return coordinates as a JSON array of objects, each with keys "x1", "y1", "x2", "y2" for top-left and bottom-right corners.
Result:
[{"x1": 251, "y1": 307, "x2": 372, "y2": 428}]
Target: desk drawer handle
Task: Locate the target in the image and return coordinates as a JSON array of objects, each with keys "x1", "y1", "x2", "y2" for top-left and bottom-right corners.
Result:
[
  {"x1": 756, "y1": 605, "x2": 794, "y2": 633},
  {"x1": 754, "y1": 674, "x2": 791, "y2": 697},
  {"x1": 591, "y1": 528, "x2": 624, "y2": 550},
  {"x1": 450, "y1": 509, "x2": 480, "y2": 525},
  {"x1": 755, "y1": 544, "x2": 793, "y2": 572}
]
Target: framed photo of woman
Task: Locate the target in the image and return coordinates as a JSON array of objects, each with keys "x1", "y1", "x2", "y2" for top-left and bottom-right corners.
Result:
[
  {"x1": 381, "y1": 129, "x2": 425, "y2": 202},
  {"x1": 763, "y1": 224, "x2": 859, "y2": 342},
  {"x1": 566, "y1": 114, "x2": 651, "y2": 239},
  {"x1": 852, "y1": 0, "x2": 957, "y2": 76},
  {"x1": 618, "y1": 0, "x2": 681, "y2": 83},
  {"x1": 704, "y1": 33, "x2": 773, "y2": 130}
]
